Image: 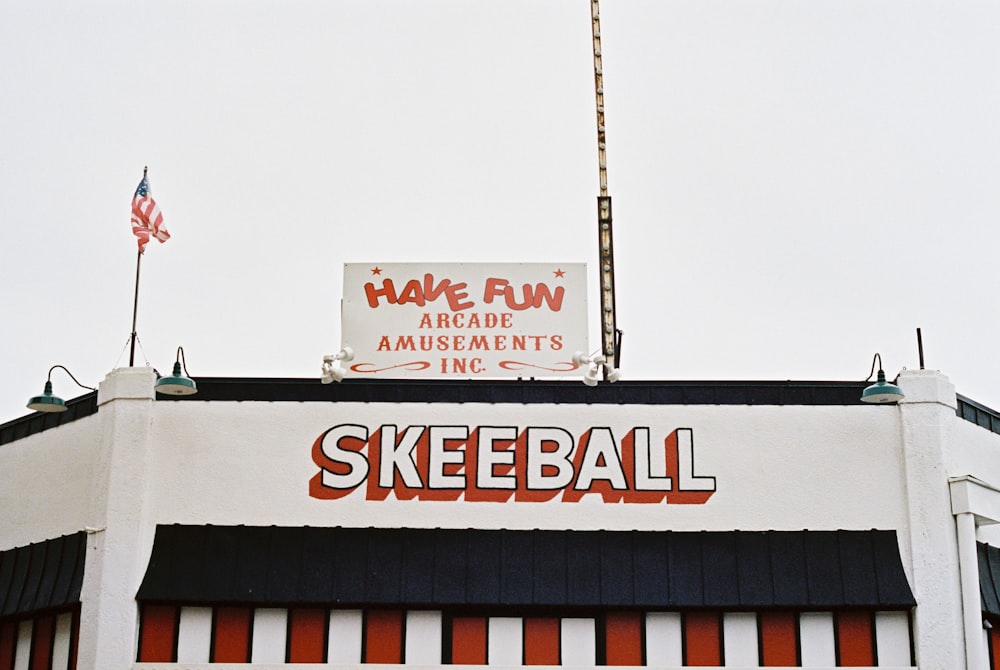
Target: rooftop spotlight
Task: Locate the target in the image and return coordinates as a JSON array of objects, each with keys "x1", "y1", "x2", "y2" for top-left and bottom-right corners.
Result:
[
  {"x1": 574, "y1": 350, "x2": 618, "y2": 386},
  {"x1": 860, "y1": 353, "x2": 905, "y2": 404},
  {"x1": 27, "y1": 365, "x2": 96, "y2": 413},
  {"x1": 321, "y1": 347, "x2": 354, "y2": 384},
  {"x1": 155, "y1": 347, "x2": 198, "y2": 396}
]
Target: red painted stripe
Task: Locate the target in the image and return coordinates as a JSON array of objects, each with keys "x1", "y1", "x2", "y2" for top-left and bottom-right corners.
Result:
[
  {"x1": 69, "y1": 609, "x2": 80, "y2": 670},
  {"x1": 212, "y1": 607, "x2": 252, "y2": 663},
  {"x1": 759, "y1": 611, "x2": 798, "y2": 666},
  {"x1": 288, "y1": 608, "x2": 327, "y2": 663},
  {"x1": 836, "y1": 611, "x2": 875, "y2": 667},
  {"x1": 524, "y1": 618, "x2": 560, "y2": 665},
  {"x1": 605, "y1": 612, "x2": 643, "y2": 666},
  {"x1": 137, "y1": 604, "x2": 177, "y2": 662},
  {"x1": 684, "y1": 612, "x2": 722, "y2": 666},
  {"x1": 365, "y1": 610, "x2": 403, "y2": 663},
  {"x1": 451, "y1": 617, "x2": 487, "y2": 664},
  {"x1": 29, "y1": 614, "x2": 54, "y2": 670},
  {"x1": 0, "y1": 621, "x2": 16, "y2": 670},
  {"x1": 991, "y1": 625, "x2": 1000, "y2": 670}
]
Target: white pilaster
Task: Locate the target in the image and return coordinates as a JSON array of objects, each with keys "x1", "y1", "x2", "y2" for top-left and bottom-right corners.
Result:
[
  {"x1": 950, "y1": 475, "x2": 1000, "y2": 670},
  {"x1": 76, "y1": 367, "x2": 157, "y2": 670},
  {"x1": 404, "y1": 611, "x2": 442, "y2": 664},
  {"x1": 897, "y1": 368, "x2": 964, "y2": 669}
]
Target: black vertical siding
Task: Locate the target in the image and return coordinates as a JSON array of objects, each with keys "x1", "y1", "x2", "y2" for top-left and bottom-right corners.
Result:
[
  {"x1": 136, "y1": 526, "x2": 916, "y2": 610},
  {"x1": 0, "y1": 533, "x2": 86, "y2": 617}
]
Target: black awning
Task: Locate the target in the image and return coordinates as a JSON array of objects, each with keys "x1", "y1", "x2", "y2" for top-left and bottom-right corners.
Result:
[
  {"x1": 979, "y1": 542, "x2": 1000, "y2": 616},
  {"x1": 137, "y1": 526, "x2": 914, "y2": 610},
  {"x1": 0, "y1": 532, "x2": 86, "y2": 617}
]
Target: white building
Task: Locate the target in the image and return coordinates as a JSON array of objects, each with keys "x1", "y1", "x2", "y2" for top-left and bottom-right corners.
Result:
[{"x1": 2, "y1": 366, "x2": 1000, "y2": 669}]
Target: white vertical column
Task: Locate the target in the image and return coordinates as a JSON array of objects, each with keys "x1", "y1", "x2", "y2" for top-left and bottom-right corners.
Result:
[
  {"x1": 12, "y1": 620, "x2": 32, "y2": 670},
  {"x1": 957, "y1": 512, "x2": 988, "y2": 670},
  {"x1": 251, "y1": 608, "x2": 288, "y2": 663},
  {"x1": 327, "y1": 609, "x2": 363, "y2": 663},
  {"x1": 799, "y1": 612, "x2": 835, "y2": 667},
  {"x1": 176, "y1": 607, "x2": 212, "y2": 663},
  {"x1": 875, "y1": 610, "x2": 913, "y2": 667},
  {"x1": 897, "y1": 370, "x2": 965, "y2": 670},
  {"x1": 723, "y1": 612, "x2": 758, "y2": 666},
  {"x1": 76, "y1": 368, "x2": 157, "y2": 670},
  {"x1": 405, "y1": 611, "x2": 443, "y2": 664},
  {"x1": 645, "y1": 612, "x2": 682, "y2": 666},
  {"x1": 560, "y1": 618, "x2": 596, "y2": 665},
  {"x1": 51, "y1": 612, "x2": 74, "y2": 670},
  {"x1": 488, "y1": 617, "x2": 522, "y2": 665}
]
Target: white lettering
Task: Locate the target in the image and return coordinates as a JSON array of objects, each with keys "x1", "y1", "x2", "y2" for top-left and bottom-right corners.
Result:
[
  {"x1": 526, "y1": 427, "x2": 575, "y2": 489},
  {"x1": 574, "y1": 428, "x2": 628, "y2": 491},
  {"x1": 676, "y1": 428, "x2": 716, "y2": 491},
  {"x1": 428, "y1": 425, "x2": 468, "y2": 489},
  {"x1": 378, "y1": 425, "x2": 424, "y2": 488},
  {"x1": 476, "y1": 426, "x2": 517, "y2": 490},
  {"x1": 320, "y1": 424, "x2": 370, "y2": 489},
  {"x1": 634, "y1": 427, "x2": 672, "y2": 491}
]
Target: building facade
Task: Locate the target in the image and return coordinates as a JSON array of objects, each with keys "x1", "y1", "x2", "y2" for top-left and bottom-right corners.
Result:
[{"x1": 3, "y1": 367, "x2": 1000, "y2": 669}]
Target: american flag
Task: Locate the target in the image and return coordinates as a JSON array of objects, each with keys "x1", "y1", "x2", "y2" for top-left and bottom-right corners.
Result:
[{"x1": 131, "y1": 171, "x2": 170, "y2": 253}]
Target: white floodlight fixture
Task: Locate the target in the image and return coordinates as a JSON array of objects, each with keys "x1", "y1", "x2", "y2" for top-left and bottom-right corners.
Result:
[{"x1": 321, "y1": 347, "x2": 354, "y2": 384}]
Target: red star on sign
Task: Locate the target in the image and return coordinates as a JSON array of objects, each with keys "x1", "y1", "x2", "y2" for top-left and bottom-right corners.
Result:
[
  {"x1": 370, "y1": 267, "x2": 382, "y2": 275},
  {"x1": 553, "y1": 268, "x2": 565, "y2": 278}
]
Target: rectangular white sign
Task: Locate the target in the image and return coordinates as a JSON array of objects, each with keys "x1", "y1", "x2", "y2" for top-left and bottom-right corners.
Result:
[{"x1": 340, "y1": 263, "x2": 589, "y2": 378}]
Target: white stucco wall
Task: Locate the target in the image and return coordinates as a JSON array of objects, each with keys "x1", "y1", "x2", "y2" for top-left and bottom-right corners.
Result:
[
  {"x1": 0, "y1": 414, "x2": 101, "y2": 550},
  {"x1": 949, "y1": 419, "x2": 1000, "y2": 487}
]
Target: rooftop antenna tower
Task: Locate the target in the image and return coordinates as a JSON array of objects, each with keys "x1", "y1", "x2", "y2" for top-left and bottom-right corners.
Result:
[{"x1": 590, "y1": 0, "x2": 621, "y2": 379}]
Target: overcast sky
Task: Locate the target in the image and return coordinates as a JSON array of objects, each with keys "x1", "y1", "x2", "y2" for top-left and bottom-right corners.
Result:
[{"x1": 2, "y1": 0, "x2": 998, "y2": 424}]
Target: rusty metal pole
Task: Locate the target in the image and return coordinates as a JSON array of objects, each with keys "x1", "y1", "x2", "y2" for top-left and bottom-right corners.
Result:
[{"x1": 590, "y1": 0, "x2": 619, "y2": 378}]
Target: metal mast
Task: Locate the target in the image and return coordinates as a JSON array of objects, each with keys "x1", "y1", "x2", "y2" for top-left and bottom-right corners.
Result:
[{"x1": 590, "y1": 0, "x2": 620, "y2": 377}]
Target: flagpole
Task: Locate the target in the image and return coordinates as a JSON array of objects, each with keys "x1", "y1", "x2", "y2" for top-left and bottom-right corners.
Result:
[
  {"x1": 129, "y1": 249, "x2": 142, "y2": 367},
  {"x1": 128, "y1": 165, "x2": 149, "y2": 367}
]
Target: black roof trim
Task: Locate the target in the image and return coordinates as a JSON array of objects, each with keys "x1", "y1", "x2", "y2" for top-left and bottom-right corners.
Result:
[
  {"x1": 0, "y1": 378, "x2": 873, "y2": 446},
  {"x1": 160, "y1": 377, "x2": 873, "y2": 406},
  {"x1": 137, "y1": 526, "x2": 915, "y2": 610},
  {"x1": 0, "y1": 532, "x2": 86, "y2": 618},
  {"x1": 958, "y1": 395, "x2": 1000, "y2": 437},
  {"x1": 2, "y1": 377, "x2": 916, "y2": 446},
  {"x1": 0, "y1": 392, "x2": 97, "y2": 447}
]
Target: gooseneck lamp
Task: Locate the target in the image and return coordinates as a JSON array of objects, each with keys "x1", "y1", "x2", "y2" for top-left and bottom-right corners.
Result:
[
  {"x1": 155, "y1": 347, "x2": 198, "y2": 396},
  {"x1": 860, "y1": 353, "x2": 905, "y2": 404},
  {"x1": 27, "y1": 365, "x2": 96, "y2": 413}
]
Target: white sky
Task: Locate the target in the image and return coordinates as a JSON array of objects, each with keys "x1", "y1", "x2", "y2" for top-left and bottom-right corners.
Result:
[{"x1": 2, "y1": 0, "x2": 998, "y2": 424}]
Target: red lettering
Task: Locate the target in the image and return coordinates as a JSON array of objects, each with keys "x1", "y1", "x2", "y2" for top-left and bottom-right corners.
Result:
[
  {"x1": 481, "y1": 279, "x2": 565, "y2": 311},
  {"x1": 482, "y1": 278, "x2": 508, "y2": 305},
  {"x1": 422, "y1": 273, "x2": 452, "y2": 303},
  {"x1": 396, "y1": 279, "x2": 426, "y2": 306},
  {"x1": 365, "y1": 279, "x2": 398, "y2": 307},
  {"x1": 444, "y1": 282, "x2": 473, "y2": 311}
]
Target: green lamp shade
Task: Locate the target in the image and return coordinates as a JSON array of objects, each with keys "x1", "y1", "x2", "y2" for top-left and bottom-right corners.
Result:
[
  {"x1": 861, "y1": 370, "x2": 905, "y2": 404},
  {"x1": 155, "y1": 362, "x2": 198, "y2": 396},
  {"x1": 27, "y1": 381, "x2": 68, "y2": 413}
]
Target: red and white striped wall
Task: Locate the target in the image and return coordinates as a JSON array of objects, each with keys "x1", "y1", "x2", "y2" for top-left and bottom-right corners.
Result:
[
  {"x1": 986, "y1": 618, "x2": 1000, "y2": 670},
  {"x1": 137, "y1": 605, "x2": 912, "y2": 667},
  {"x1": 0, "y1": 609, "x2": 79, "y2": 670}
]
